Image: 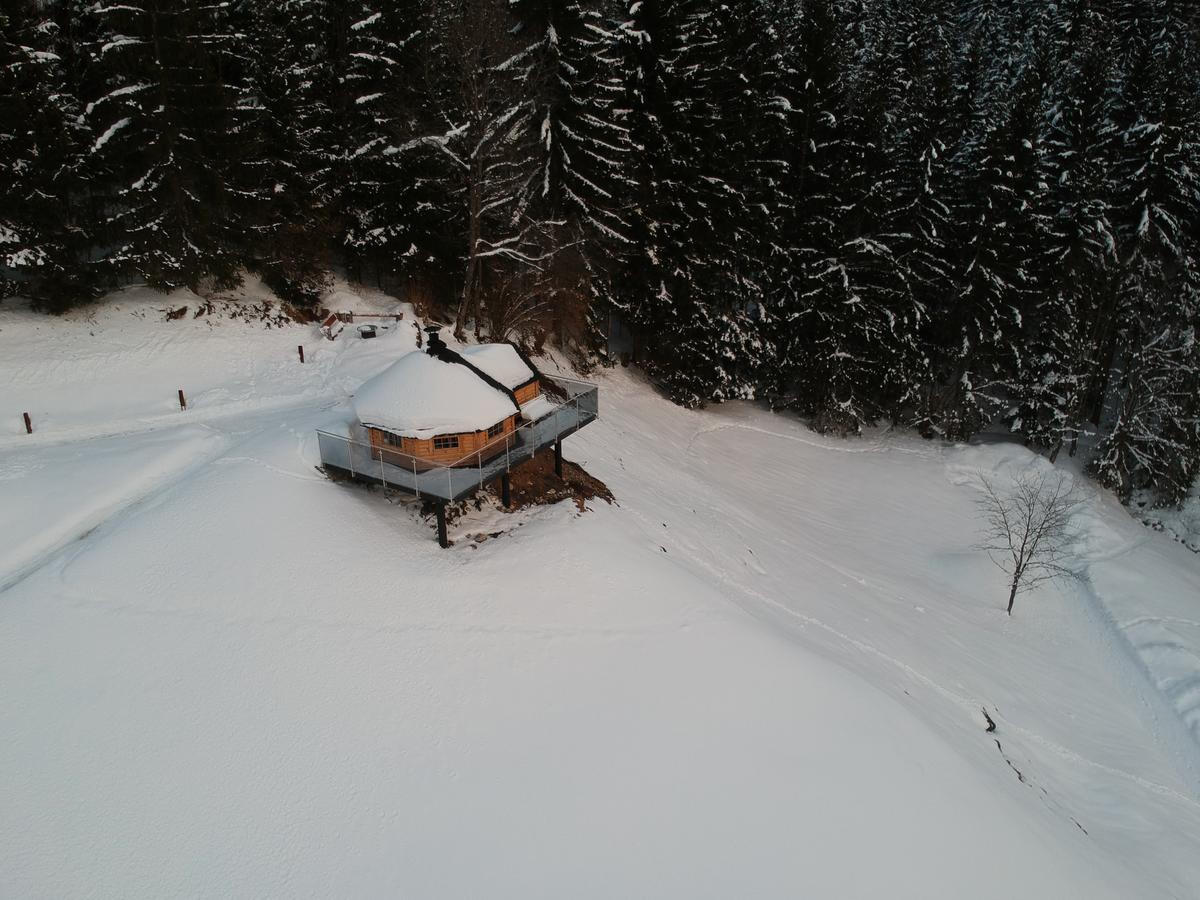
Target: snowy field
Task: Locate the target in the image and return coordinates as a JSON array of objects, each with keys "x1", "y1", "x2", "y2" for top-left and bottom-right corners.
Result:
[{"x1": 2, "y1": 285, "x2": 1200, "y2": 898}]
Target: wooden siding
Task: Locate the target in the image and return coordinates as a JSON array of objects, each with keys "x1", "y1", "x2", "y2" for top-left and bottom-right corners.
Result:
[
  {"x1": 368, "y1": 413, "x2": 519, "y2": 467},
  {"x1": 514, "y1": 379, "x2": 541, "y2": 405}
]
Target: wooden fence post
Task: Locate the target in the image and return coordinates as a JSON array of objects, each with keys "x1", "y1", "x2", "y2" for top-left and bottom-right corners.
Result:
[
  {"x1": 178, "y1": 389, "x2": 186, "y2": 411},
  {"x1": 298, "y1": 344, "x2": 305, "y2": 363},
  {"x1": 23, "y1": 412, "x2": 32, "y2": 434}
]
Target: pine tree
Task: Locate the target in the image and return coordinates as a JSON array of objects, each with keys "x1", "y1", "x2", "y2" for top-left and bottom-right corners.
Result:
[
  {"x1": 1014, "y1": 2, "x2": 1120, "y2": 458},
  {"x1": 82, "y1": 0, "x2": 256, "y2": 290},
  {"x1": 506, "y1": 0, "x2": 634, "y2": 350},
  {"x1": 926, "y1": 1, "x2": 1053, "y2": 439},
  {"x1": 786, "y1": 0, "x2": 938, "y2": 434},
  {"x1": 240, "y1": 0, "x2": 350, "y2": 304},
  {"x1": 0, "y1": 0, "x2": 99, "y2": 310},
  {"x1": 876, "y1": 0, "x2": 959, "y2": 429},
  {"x1": 1091, "y1": 1, "x2": 1200, "y2": 499},
  {"x1": 764, "y1": 0, "x2": 855, "y2": 421},
  {"x1": 340, "y1": 2, "x2": 458, "y2": 295}
]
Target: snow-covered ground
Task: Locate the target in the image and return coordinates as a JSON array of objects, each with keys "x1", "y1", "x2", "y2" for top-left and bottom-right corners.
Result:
[
  {"x1": 1134, "y1": 484, "x2": 1200, "y2": 555},
  {"x1": 2, "y1": 285, "x2": 1200, "y2": 898}
]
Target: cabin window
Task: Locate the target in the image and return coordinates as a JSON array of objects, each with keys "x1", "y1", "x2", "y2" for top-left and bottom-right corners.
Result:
[
  {"x1": 433, "y1": 435, "x2": 460, "y2": 450},
  {"x1": 381, "y1": 431, "x2": 404, "y2": 448},
  {"x1": 487, "y1": 421, "x2": 505, "y2": 438}
]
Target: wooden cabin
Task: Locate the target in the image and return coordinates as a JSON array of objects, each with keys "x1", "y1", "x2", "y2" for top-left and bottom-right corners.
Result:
[{"x1": 353, "y1": 328, "x2": 545, "y2": 468}]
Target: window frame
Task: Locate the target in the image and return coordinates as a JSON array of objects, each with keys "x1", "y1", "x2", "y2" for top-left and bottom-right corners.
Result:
[{"x1": 433, "y1": 434, "x2": 460, "y2": 451}]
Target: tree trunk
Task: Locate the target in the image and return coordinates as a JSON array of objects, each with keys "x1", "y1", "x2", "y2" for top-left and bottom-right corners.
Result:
[
  {"x1": 456, "y1": 155, "x2": 484, "y2": 340},
  {"x1": 1007, "y1": 578, "x2": 1019, "y2": 615}
]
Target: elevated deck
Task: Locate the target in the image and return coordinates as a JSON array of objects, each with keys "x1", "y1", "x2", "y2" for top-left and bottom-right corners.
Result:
[{"x1": 317, "y1": 374, "x2": 598, "y2": 525}]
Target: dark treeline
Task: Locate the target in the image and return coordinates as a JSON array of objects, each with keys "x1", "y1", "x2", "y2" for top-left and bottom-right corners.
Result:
[{"x1": 2, "y1": 1, "x2": 1199, "y2": 504}]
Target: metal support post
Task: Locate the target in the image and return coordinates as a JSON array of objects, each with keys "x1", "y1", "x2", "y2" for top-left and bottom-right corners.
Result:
[{"x1": 436, "y1": 503, "x2": 448, "y2": 548}]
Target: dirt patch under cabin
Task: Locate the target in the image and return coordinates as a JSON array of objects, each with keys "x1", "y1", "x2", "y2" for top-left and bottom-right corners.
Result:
[
  {"x1": 437, "y1": 447, "x2": 613, "y2": 529},
  {"x1": 494, "y1": 447, "x2": 613, "y2": 511}
]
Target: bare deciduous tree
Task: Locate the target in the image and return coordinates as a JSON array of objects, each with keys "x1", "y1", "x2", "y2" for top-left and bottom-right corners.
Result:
[{"x1": 976, "y1": 471, "x2": 1084, "y2": 615}]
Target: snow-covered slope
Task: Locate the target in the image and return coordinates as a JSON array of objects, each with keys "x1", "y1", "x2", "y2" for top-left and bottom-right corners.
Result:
[{"x1": 2, "y1": 288, "x2": 1199, "y2": 898}]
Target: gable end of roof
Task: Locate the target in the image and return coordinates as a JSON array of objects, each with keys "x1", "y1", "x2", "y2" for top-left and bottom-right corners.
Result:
[{"x1": 430, "y1": 345, "x2": 522, "y2": 413}]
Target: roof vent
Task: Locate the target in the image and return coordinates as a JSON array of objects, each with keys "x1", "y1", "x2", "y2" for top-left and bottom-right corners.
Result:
[{"x1": 425, "y1": 324, "x2": 447, "y2": 355}]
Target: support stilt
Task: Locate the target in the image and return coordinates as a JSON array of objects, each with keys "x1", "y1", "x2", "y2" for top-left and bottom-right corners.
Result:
[
  {"x1": 554, "y1": 440, "x2": 563, "y2": 479},
  {"x1": 501, "y1": 472, "x2": 511, "y2": 508},
  {"x1": 436, "y1": 502, "x2": 448, "y2": 548}
]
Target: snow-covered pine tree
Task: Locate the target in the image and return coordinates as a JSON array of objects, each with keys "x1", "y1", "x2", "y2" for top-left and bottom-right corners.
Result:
[
  {"x1": 607, "y1": 0, "x2": 670, "y2": 357},
  {"x1": 340, "y1": 2, "x2": 458, "y2": 296},
  {"x1": 1091, "y1": 0, "x2": 1200, "y2": 500},
  {"x1": 1088, "y1": 272, "x2": 1200, "y2": 502},
  {"x1": 82, "y1": 0, "x2": 257, "y2": 290},
  {"x1": 239, "y1": 0, "x2": 350, "y2": 305},
  {"x1": 617, "y1": 0, "x2": 781, "y2": 407},
  {"x1": 762, "y1": 0, "x2": 855, "y2": 421},
  {"x1": 872, "y1": 0, "x2": 959, "y2": 429},
  {"x1": 785, "y1": 0, "x2": 935, "y2": 435},
  {"x1": 664, "y1": 0, "x2": 783, "y2": 405},
  {"x1": 0, "y1": 0, "x2": 100, "y2": 310},
  {"x1": 505, "y1": 0, "x2": 634, "y2": 351},
  {"x1": 925, "y1": 1, "x2": 1053, "y2": 439},
  {"x1": 1013, "y1": 1, "x2": 1120, "y2": 459}
]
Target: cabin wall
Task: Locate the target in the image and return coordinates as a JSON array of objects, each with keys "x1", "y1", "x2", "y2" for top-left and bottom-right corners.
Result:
[
  {"x1": 368, "y1": 414, "x2": 519, "y2": 467},
  {"x1": 514, "y1": 379, "x2": 541, "y2": 405}
]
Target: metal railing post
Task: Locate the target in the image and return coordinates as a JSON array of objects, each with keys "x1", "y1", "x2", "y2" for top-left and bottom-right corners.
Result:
[
  {"x1": 348, "y1": 436, "x2": 355, "y2": 477},
  {"x1": 446, "y1": 466, "x2": 452, "y2": 501},
  {"x1": 380, "y1": 454, "x2": 386, "y2": 494},
  {"x1": 413, "y1": 457, "x2": 420, "y2": 500},
  {"x1": 478, "y1": 450, "x2": 483, "y2": 490}
]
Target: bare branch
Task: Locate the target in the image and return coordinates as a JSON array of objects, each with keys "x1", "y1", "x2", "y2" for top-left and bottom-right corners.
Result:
[{"x1": 974, "y1": 471, "x2": 1084, "y2": 615}]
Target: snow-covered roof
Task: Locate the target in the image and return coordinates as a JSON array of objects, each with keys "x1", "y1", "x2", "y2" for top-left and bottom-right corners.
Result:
[
  {"x1": 520, "y1": 394, "x2": 556, "y2": 423},
  {"x1": 460, "y1": 343, "x2": 537, "y2": 390},
  {"x1": 353, "y1": 350, "x2": 518, "y2": 439}
]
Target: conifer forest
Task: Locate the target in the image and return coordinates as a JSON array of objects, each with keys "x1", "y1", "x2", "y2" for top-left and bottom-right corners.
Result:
[{"x1": 2, "y1": 1, "x2": 1199, "y2": 506}]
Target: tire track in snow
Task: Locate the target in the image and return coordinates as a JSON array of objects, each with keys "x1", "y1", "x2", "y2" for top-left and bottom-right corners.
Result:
[
  {"x1": 0, "y1": 428, "x2": 233, "y2": 597},
  {"x1": 0, "y1": 401, "x2": 333, "y2": 598}
]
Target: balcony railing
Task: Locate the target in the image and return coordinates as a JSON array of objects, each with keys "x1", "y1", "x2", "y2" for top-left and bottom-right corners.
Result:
[{"x1": 316, "y1": 374, "x2": 598, "y2": 505}]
